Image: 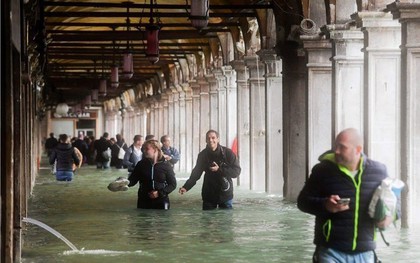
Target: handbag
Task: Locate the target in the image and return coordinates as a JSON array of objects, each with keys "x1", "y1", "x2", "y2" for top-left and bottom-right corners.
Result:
[{"x1": 118, "y1": 143, "x2": 126, "y2": 160}]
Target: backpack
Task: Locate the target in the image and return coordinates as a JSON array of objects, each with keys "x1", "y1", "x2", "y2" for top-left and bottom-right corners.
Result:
[{"x1": 117, "y1": 143, "x2": 126, "y2": 160}]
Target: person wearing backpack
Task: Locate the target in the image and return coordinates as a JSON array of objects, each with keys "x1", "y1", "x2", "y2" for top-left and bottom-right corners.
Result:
[
  {"x1": 297, "y1": 128, "x2": 389, "y2": 263},
  {"x1": 179, "y1": 130, "x2": 241, "y2": 210},
  {"x1": 111, "y1": 134, "x2": 128, "y2": 169}
]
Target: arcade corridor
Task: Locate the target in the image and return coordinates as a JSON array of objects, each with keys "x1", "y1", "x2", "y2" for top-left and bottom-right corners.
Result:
[{"x1": 2, "y1": 0, "x2": 420, "y2": 261}]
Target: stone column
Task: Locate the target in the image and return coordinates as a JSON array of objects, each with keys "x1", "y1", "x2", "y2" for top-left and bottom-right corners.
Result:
[
  {"x1": 231, "y1": 60, "x2": 250, "y2": 188},
  {"x1": 199, "y1": 77, "x2": 210, "y2": 151},
  {"x1": 259, "y1": 50, "x2": 283, "y2": 194},
  {"x1": 301, "y1": 36, "x2": 333, "y2": 169},
  {"x1": 184, "y1": 85, "x2": 193, "y2": 172},
  {"x1": 167, "y1": 88, "x2": 175, "y2": 139},
  {"x1": 136, "y1": 103, "x2": 147, "y2": 137},
  {"x1": 157, "y1": 99, "x2": 164, "y2": 138},
  {"x1": 191, "y1": 80, "x2": 201, "y2": 168},
  {"x1": 223, "y1": 65, "x2": 238, "y2": 149},
  {"x1": 207, "y1": 74, "x2": 219, "y2": 131},
  {"x1": 387, "y1": 2, "x2": 420, "y2": 227},
  {"x1": 326, "y1": 24, "x2": 364, "y2": 133},
  {"x1": 173, "y1": 86, "x2": 181, "y2": 156},
  {"x1": 282, "y1": 47, "x2": 307, "y2": 201},
  {"x1": 245, "y1": 55, "x2": 266, "y2": 191},
  {"x1": 151, "y1": 100, "x2": 158, "y2": 136},
  {"x1": 178, "y1": 84, "x2": 187, "y2": 172},
  {"x1": 353, "y1": 11, "x2": 401, "y2": 182},
  {"x1": 215, "y1": 69, "x2": 227, "y2": 144},
  {"x1": 161, "y1": 92, "x2": 169, "y2": 135}
]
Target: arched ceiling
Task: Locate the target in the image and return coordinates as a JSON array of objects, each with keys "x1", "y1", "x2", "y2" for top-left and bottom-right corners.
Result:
[{"x1": 33, "y1": 0, "x2": 306, "y2": 107}]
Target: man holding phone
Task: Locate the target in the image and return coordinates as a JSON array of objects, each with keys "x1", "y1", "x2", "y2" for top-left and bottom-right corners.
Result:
[
  {"x1": 179, "y1": 130, "x2": 241, "y2": 210},
  {"x1": 297, "y1": 128, "x2": 388, "y2": 263}
]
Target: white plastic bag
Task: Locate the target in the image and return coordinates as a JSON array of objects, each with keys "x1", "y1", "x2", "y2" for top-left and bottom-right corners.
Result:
[{"x1": 368, "y1": 178, "x2": 404, "y2": 229}]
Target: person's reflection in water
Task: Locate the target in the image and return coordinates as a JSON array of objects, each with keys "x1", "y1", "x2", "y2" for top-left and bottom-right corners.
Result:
[{"x1": 197, "y1": 210, "x2": 234, "y2": 243}]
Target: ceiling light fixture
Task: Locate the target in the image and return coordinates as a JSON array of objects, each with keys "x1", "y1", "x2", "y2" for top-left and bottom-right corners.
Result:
[
  {"x1": 122, "y1": 1, "x2": 134, "y2": 79},
  {"x1": 99, "y1": 48, "x2": 107, "y2": 97},
  {"x1": 110, "y1": 27, "x2": 119, "y2": 88},
  {"x1": 145, "y1": 0, "x2": 160, "y2": 64},
  {"x1": 190, "y1": 0, "x2": 209, "y2": 30}
]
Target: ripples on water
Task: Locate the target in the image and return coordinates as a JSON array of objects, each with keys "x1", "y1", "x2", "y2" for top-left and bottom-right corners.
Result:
[{"x1": 22, "y1": 164, "x2": 420, "y2": 263}]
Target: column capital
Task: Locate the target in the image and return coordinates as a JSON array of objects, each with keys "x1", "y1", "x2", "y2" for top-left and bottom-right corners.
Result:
[
  {"x1": 230, "y1": 60, "x2": 246, "y2": 72},
  {"x1": 244, "y1": 55, "x2": 265, "y2": 80},
  {"x1": 386, "y1": 2, "x2": 420, "y2": 21},
  {"x1": 257, "y1": 49, "x2": 282, "y2": 78},
  {"x1": 351, "y1": 11, "x2": 401, "y2": 29}
]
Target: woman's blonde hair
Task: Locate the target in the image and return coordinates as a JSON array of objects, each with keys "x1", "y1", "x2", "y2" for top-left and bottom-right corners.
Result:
[{"x1": 143, "y1": 139, "x2": 163, "y2": 159}]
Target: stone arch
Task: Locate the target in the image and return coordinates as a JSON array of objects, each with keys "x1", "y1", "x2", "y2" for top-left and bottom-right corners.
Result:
[
  {"x1": 217, "y1": 32, "x2": 235, "y2": 65},
  {"x1": 178, "y1": 58, "x2": 190, "y2": 83}
]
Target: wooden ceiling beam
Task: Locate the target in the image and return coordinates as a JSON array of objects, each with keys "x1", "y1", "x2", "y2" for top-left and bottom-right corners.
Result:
[
  {"x1": 50, "y1": 31, "x2": 218, "y2": 41},
  {"x1": 46, "y1": 22, "x2": 240, "y2": 28},
  {"x1": 47, "y1": 48, "x2": 203, "y2": 54},
  {"x1": 47, "y1": 42, "x2": 210, "y2": 47},
  {"x1": 44, "y1": 11, "x2": 256, "y2": 18},
  {"x1": 44, "y1": 2, "x2": 272, "y2": 10}
]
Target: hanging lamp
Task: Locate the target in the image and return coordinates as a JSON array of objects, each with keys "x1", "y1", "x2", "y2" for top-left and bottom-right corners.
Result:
[
  {"x1": 99, "y1": 48, "x2": 107, "y2": 97},
  {"x1": 91, "y1": 88, "x2": 99, "y2": 102},
  {"x1": 145, "y1": 0, "x2": 160, "y2": 64},
  {"x1": 55, "y1": 102, "x2": 69, "y2": 116},
  {"x1": 91, "y1": 59, "x2": 99, "y2": 102},
  {"x1": 122, "y1": 2, "x2": 134, "y2": 79},
  {"x1": 110, "y1": 27, "x2": 119, "y2": 88},
  {"x1": 84, "y1": 95, "x2": 92, "y2": 109},
  {"x1": 190, "y1": 0, "x2": 209, "y2": 30}
]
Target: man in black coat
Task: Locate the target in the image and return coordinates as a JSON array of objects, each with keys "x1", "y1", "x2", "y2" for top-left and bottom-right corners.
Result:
[
  {"x1": 49, "y1": 134, "x2": 80, "y2": 181},
  {"x1": 45, "y1": 132, "x2": 58, "y2": 157},
  {"x1": 179, "y1": 130, "x2": 241, "y2": 210},
  {"x1": 94, "y1": 132, "x2": 112, "y2": 169}
]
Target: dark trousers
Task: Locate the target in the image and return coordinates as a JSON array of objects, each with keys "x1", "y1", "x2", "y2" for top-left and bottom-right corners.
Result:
[
  {"x1": 202, "y1": 199, "x2": 233, "y2": 210},
  {"x1": 137, "y1": 196, "x2": 170, "y2": 210}
]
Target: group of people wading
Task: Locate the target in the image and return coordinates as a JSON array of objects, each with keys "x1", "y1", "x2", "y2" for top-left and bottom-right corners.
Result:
[{"x1": 47, "y1": 129, "x2": 241, "y2": 211}]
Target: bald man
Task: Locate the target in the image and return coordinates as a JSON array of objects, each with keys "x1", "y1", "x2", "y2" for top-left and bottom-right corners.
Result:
[{"x1": 297, "y1": 128, "x2": 388, "y2": 263}]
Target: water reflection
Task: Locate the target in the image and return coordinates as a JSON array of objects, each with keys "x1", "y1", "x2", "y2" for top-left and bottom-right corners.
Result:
[{"x1": 21, "y1": 162, "x2": 420, "y2": 263}]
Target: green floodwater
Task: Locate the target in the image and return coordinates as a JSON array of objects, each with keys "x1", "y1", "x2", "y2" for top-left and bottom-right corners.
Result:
[{"x1": 22, "y1": 160, "x2": 420, "y2": 263}]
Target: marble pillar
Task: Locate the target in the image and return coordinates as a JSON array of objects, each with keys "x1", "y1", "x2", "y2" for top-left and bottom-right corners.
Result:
[
  {"x1": 173, "y1": 86, "x2": 181, "y2": 160},
  {"x1": 199, "y1": 77, "x2": 210, "y2": 151},
  {"x1": 301, "y1": 36, "x2": 333, "y2": 169},
  {"x1": 207, "y1": 74, "x2": 219, "y2": 131},
  {"x1": 388, "y1": 1, "x2": 420, "y2": 227},
  {"x1": 184, "y1": 86, "x2": 193, "y2": 172},
  {"x1": 167, "y1": 88, "x2": 175, "y2": 139},
  {"x1": 245, "y1": 55, "x2": 266, "y2": 191},
  {"x1": 215, "y1": 69, "x2": 227, "y2": 145},
  {"x1": 223, "y1": 65, "x2": 238, "y2": 149},
  {"x1": 353, "y1": 11, "x2": 401, "y2": 182},
  {"x1": 191, "y1": 81, "x2": 201, "y2": 168},
  {"x1": 178, "y1": 85, "x2": 187, "y2": 172},
  {"x1": 259, "y1": 50, "x2": 284, "y2": 194},
  {"x1": 326, "y1": 24, "x2": 364, "y2": 134},
  {"x1": 161, "y1": 92, "x2": 169, "y2": 135},
  {"x1": 231, "y1": 60, "x2": 250, "y2": 188}
]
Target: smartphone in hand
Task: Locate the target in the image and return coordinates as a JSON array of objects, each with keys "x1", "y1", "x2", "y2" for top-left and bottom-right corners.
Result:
[{"x1": 337, "y1": 198, "x2": 350, "y2": 205}]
